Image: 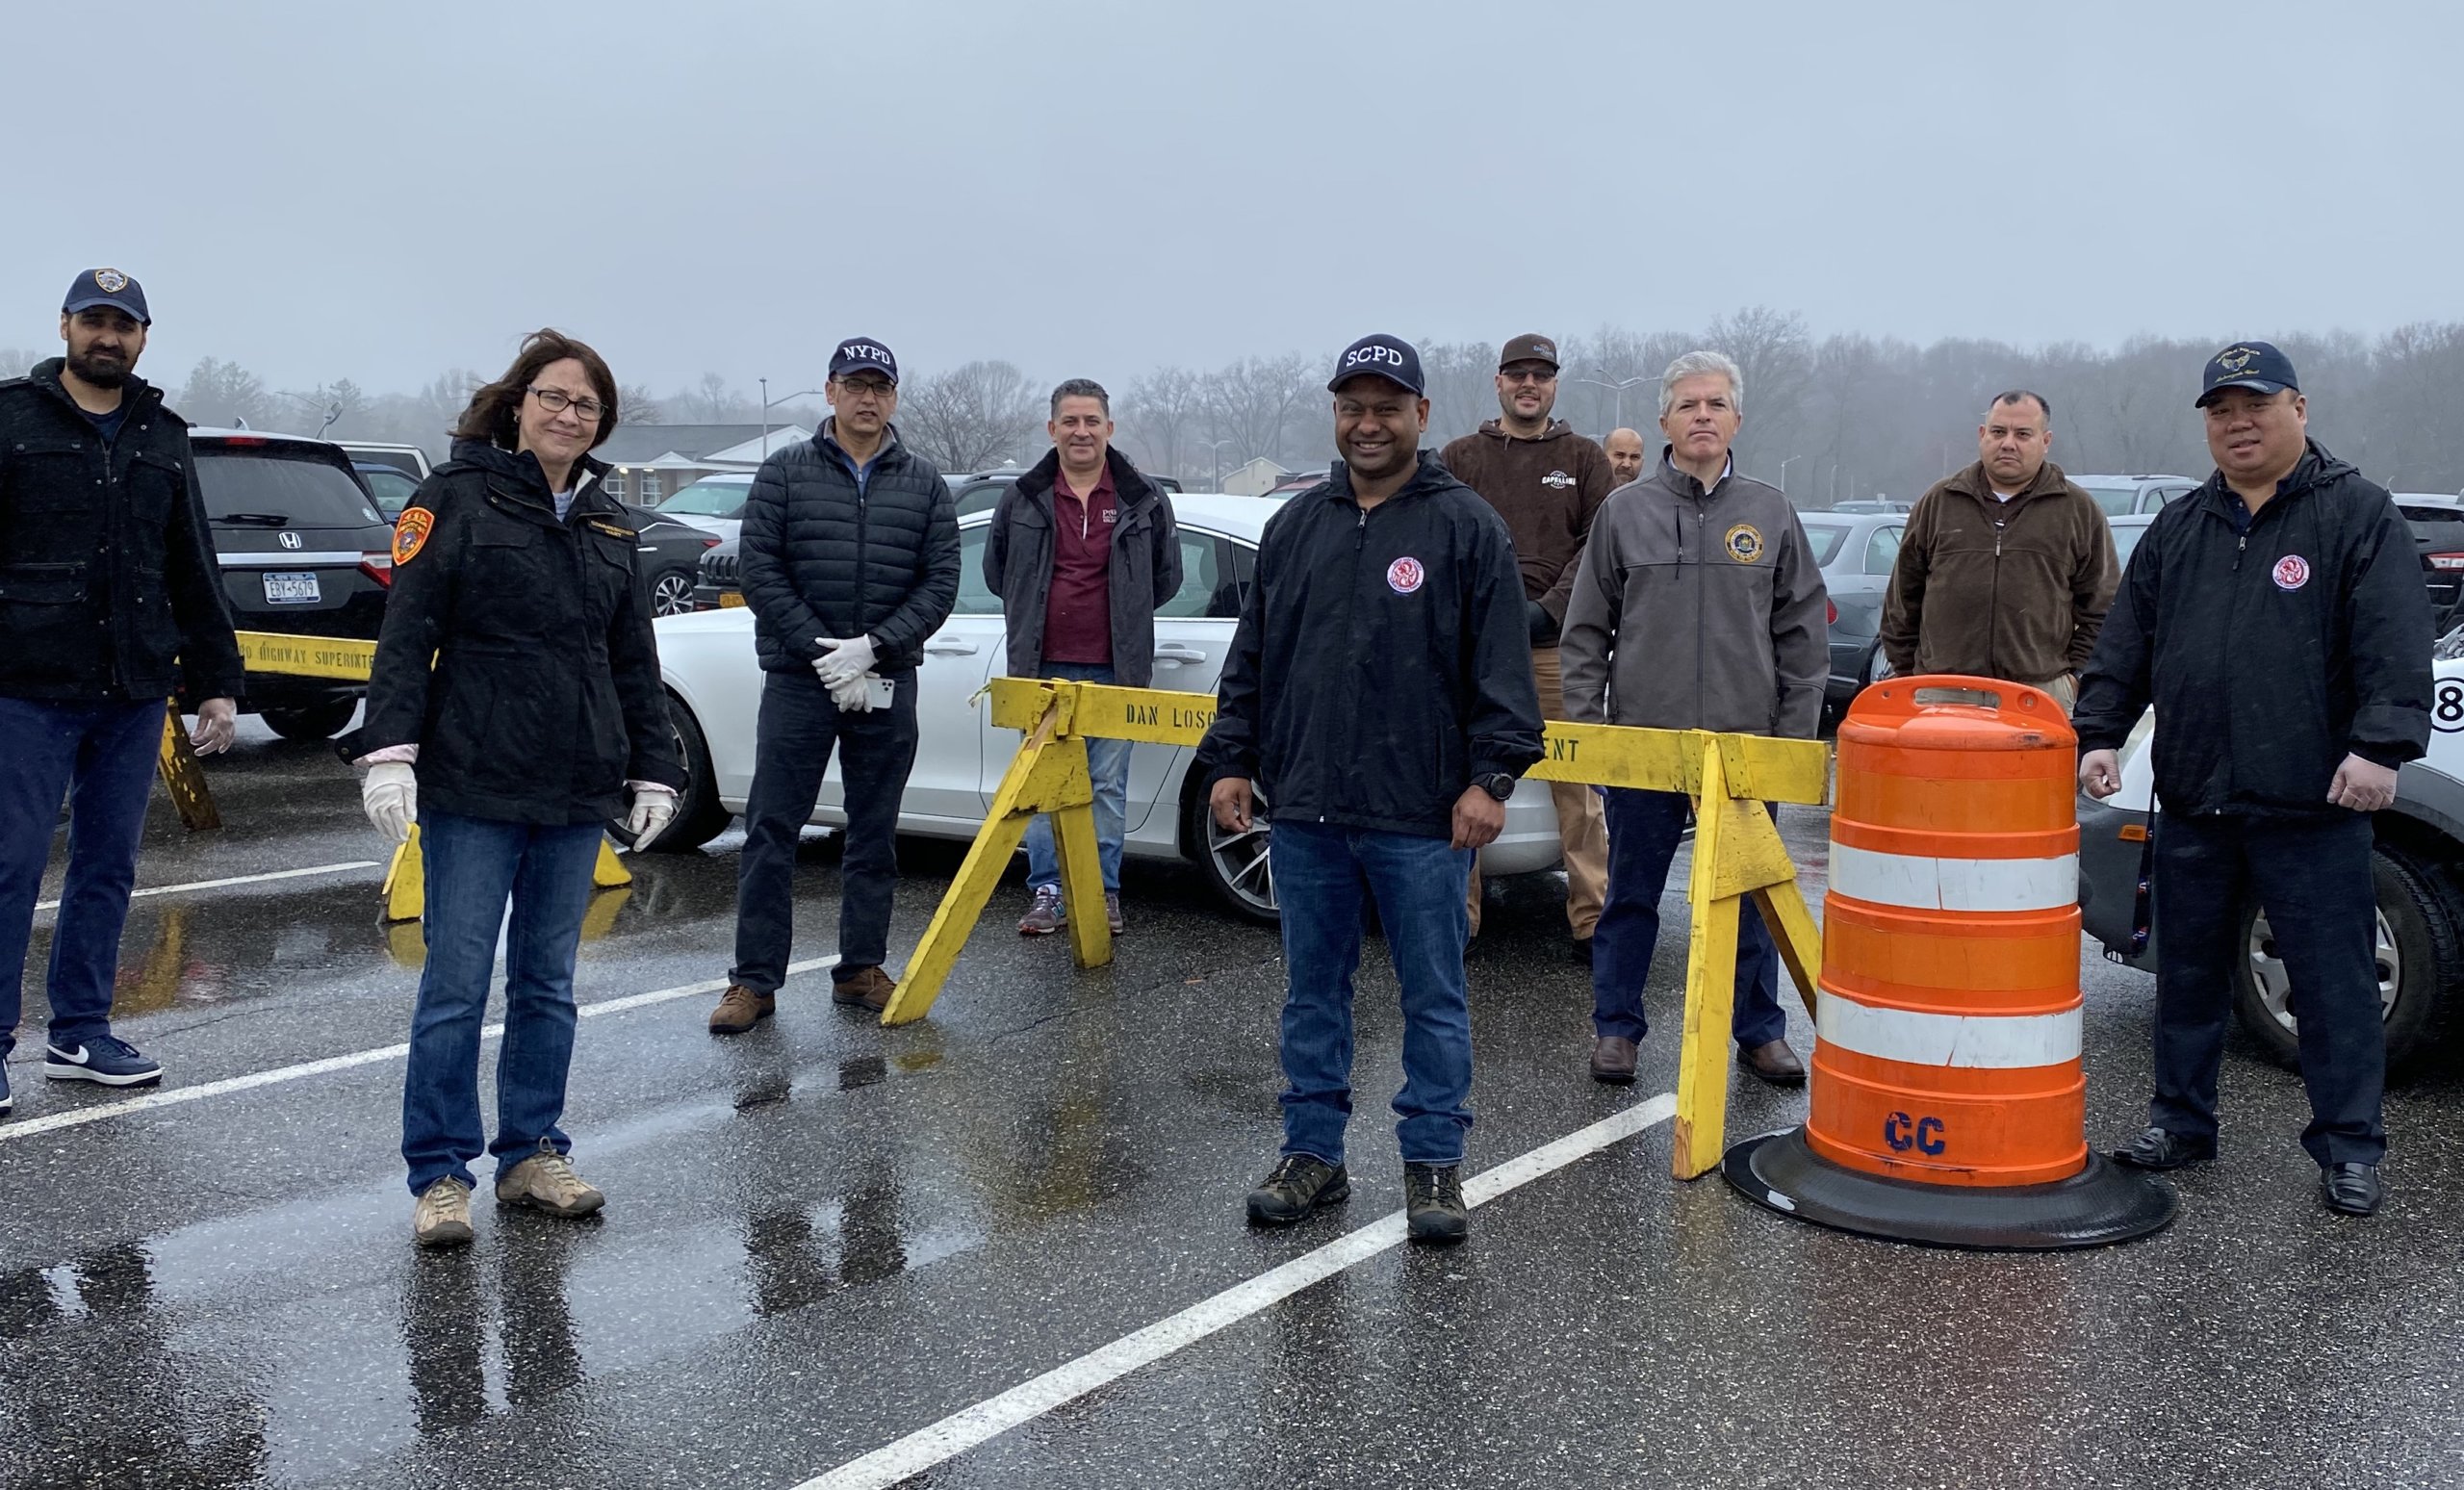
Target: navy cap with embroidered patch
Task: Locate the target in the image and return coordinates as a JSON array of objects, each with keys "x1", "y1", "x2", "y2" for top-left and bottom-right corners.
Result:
[
  {"x1": 63, "y1": 268, "x2": 149, "y2": 326},
  {"x1": 2196, "y1": 341, "x2": 2298, "y2": 407},
  {"x1": 1327, "y1": 333, "x2": 1424, "y2": 397},
  {"x1": 829, "y1": 338, "x2": 899, "y2": 386}
]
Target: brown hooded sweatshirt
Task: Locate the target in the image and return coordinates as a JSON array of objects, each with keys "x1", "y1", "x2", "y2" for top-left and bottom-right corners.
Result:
[
  {"x1": 1439, "y1": 419, "x2": 1616, "y2": 633},
  {"x1": 1879, "y1": 458, "x2": 2120, "y2": 684}
]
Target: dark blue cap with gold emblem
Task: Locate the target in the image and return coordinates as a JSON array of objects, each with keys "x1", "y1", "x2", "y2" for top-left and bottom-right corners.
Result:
[
  {"x1": 63, "y1": 268, "x2": 150, "y2": 326},
  {"x1": 2196, "y1": 341, "x2": 2297, "y2": 407}
]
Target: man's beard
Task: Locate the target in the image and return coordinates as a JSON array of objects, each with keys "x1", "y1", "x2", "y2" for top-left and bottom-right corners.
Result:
[{"x1": 67, "y1": 348, "x2": 131, "y2": 389}]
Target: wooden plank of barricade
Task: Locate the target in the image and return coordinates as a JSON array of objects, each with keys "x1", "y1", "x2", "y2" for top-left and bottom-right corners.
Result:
[
  {"x1": 382, "y1": 825, "x2": 425, "y2": 924},
  {"x1": 155, "y1": 701, "x2": 221, "y2": 832},
  {"x1": 1672, "y1": 735, "x2": 1745, "y2": 1181},
  {"x1": 232, "y1": 629, "x2": 380, "y2": 681}
]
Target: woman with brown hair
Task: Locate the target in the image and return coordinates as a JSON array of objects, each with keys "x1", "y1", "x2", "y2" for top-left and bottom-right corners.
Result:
[{"x1": 343, "y1": 329, "x2": 685, "y2": 1246}]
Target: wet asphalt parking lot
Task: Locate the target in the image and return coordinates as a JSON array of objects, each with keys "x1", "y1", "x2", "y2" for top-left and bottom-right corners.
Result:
[{"x1": 3, "y1": 721, "x2": 2462, "y2": 1490}]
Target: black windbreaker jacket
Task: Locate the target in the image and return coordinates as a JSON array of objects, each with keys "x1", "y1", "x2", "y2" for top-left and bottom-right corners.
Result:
[
  {"x1": 1196, "y1": 452, "x2": 1545, "y2": 839},
  {"x1": 344, "y1": 441, "x2": 685, "y2": 826},
  {"x1": 0, "y1": 360, "x2": 243, "y2": 703},
  {"x1": 2074, "y1": 441, "x2": 2432, "y2": 818}
]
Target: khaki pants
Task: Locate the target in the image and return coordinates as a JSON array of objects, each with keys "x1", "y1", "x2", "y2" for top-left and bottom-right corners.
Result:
[
  {"x1": 1469, "y1": 646, "x2": 1608, "y2": 938},
  {"x1": 2045, "y1": 673, "x2": 2077, "y2": 716}
]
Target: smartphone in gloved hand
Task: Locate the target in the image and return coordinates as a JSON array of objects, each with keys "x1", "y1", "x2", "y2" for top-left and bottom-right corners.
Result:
[{"x1": 867, "y1": 676, "x2": 895, "y2": 710}]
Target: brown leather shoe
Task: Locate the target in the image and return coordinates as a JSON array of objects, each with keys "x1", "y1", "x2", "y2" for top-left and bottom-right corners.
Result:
[
  {"x1": 708, "y1": 984, "x2": 775, "y2": 1035},
  {"x1": 1589, "y1": 1035, "x2": 1638, "y2": 1084},
  {"x1": 1740, "y1": 1038, "x2": 1806, "y2": 1086},
  {"x1": 831, "y1": 965, "x2": 896, "y2": 1012}
]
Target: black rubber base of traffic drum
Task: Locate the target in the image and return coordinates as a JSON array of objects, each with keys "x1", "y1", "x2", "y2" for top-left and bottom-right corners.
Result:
[{"x1": 1722, "y1": 1127, "x2": 2177, "y2": 1251}]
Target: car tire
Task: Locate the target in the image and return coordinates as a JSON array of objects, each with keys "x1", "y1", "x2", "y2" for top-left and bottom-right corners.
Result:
[
  {"x1": 258, "y1": 699, "x2": 360, "y2": 740},
  {"x1": 2229, "y1": 844, "x2": 2455, "y2": 1073},
  {"x1": 1187, "y1": 783, "x2": 1278, "y2": 925},
  {"x1": 628, "y1": 694, "x2": 732, "y2": 853},
  {"x1": 648, "y1": 567, "x2": 697, "y2": 618}
]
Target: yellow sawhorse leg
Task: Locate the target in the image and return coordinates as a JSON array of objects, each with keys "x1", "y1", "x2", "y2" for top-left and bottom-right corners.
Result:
[
  {"x1": 155, "y1": 701, "x2": 220, "y2": 833},
  {"x1": 380, "y1": 825, "x2": 631, "y2": 924}
]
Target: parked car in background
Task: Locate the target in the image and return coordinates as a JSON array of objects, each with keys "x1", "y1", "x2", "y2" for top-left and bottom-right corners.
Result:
[
  {"x1": 1797, "y1": 509, "x2": 1905, "y2": 720},
  {"x1": 2107, "y1": 511, "x2": 2155, "y2": 567},
  {"x1": 192, "y1": 428, "x2": 396, "y2": 739},
  {"x1": 638, "y1": 495, "x2": 1566, "y2": 921},
  {"x1": 625, "y1": 505, "x2": 724, "y2": 617},
  {"x1": 952, "y1": 471, "x2": 1023, "y2": 518},
  {"x1": 693, "y1": 533, "x2": 740, "y2": 610},
  {"x1": 336, "y1": 441, "x2": 431, "y2": 483},
  {"x1": 1831, "y1": 498, "x2": 1907, "y2": 516},
  {"x1": 654, "y1": 472, "x2": 751, "y2": 541},
  {"x1": 2071, "y1": 474, "x2": 2198, "y2": 516},
  {"x1": 353, "y1": 461, "x2": 424, "y2": 519},
  {"x1": 2391, "y1": 494, "x2": 2464, "y2": 633}
]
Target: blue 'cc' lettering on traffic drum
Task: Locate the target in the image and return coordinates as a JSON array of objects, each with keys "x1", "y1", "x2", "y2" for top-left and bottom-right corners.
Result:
[{"x1": 1884, "y1": 1113, "x2": 1948, "y2": 1156}]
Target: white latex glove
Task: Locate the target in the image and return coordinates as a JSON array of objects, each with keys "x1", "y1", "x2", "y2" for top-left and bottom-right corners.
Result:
[
  {"x1": 814, "y1": 634, "x2": 878, "y2": 688},
  {"x1": 363, "y1": 761, "x2": 418, "y2": 843},
  {"x1": 831, "y1": 672, "x2": 875, "y2": 713},
  {"x1": 625, "y1": 784, "x2": 678, "y2": 841}
]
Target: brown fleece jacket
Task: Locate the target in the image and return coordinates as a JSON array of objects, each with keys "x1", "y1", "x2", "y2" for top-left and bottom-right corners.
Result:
[
  {"x1": 1439, "y1": 420, "x2": 1616, "y2": 631},
  {"x1": 1879, "y1": 459, "x2": 2120, "y2": 684}
]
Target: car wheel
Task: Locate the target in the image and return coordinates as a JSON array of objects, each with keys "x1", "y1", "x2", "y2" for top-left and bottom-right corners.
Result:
[
  {"x1": 648, "y1": 568, "x2": 697, "y2": 618},
  {"x1": 625, "y1": 694, "x2": 732, "y2": 852},
  {"x1": 258, "y1": 698, "x2": 359, "y2": 740},
  {"x1": 2229, "y1": 845, "x2": 2454, "y2": 1073},
  {"x1": 1190, "y1": 784, "x2": 1278, "y2": 925}
]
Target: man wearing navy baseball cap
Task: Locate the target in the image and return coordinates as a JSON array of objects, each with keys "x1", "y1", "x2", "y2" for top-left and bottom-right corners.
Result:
[
  {"x1": 2077, "y1": 340, "x2": 2432, "y2": 1217},
  {"x1": 1199, "y1": 333, "x2": 1543, "y2": 1245},
  {"x1": 0, "y1": 269, "x2": 243, "y2": 1105},
  {"x1": 714, "y1": 335, "x2": 960, "y2": 1032}
]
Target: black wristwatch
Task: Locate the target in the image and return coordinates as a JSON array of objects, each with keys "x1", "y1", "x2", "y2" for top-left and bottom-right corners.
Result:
[{"x1": 1475, "y1": 773, "x2": 1517, "y2": 802}]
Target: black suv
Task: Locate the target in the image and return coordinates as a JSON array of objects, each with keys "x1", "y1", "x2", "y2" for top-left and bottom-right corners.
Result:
[{"x1": 191, "y1": 429, "x2": 396, "y2": 739}]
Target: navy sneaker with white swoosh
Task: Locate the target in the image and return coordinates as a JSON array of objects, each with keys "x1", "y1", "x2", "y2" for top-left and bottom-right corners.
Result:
[
  {"x1": 44, "y1": 1036, "x2": 163, "y2": 1088},
  {"x1": 1, "y1": 1063, "x2": 12, "y2": 1114}
]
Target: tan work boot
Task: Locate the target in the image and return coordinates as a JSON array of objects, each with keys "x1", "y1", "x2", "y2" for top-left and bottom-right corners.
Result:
[
  {"x1": 413, "y1": 1177, "x2": 474, "y2": 1248},
  {"x1": 496, "y1": 1146, "x2": 606, "y2": 1218},
  {"x1": 708, "y1": 983, "x2": 775, "y2": 1035},
  {"x1": 831, "y1": 964, "x2": 896, "y2": 1012}
]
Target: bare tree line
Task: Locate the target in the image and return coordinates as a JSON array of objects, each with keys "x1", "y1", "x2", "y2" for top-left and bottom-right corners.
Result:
[{"x1": 12, "y1": 313, "x2": 2464, "y2": 499}]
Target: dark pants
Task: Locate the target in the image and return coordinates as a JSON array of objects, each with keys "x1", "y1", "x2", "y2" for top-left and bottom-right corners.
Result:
[
  {"x1": 0, "y1": 696, "x2": 165, "y2": 1062},
  {"x1": 1270, "y1": 820, "x2": 1476, "y2": 1169},
  {"x1": 401, "y1": 808, "x2": 604, "y2": 1195},
  {"x1": 2150, "y1": 810, "x2": 2385, "y2": 1166},
  {"x1": 732, "y1": 666, "x2": 919, "y2": 989},
  {"x1": 1592, "y1": 787, "x2": 1787, "y2": 1048}
]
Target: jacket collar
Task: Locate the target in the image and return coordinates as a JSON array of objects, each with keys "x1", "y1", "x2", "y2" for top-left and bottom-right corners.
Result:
[
  {"x1": 1474, "y1": 417, "x2": 1572, "y2": 444},
  {"x1": 1328, "y1": 450, "x2": 1449, "y2": 507},
  {"x1": 1015, "y1": 446, "x2": 1156, "y2": 507},
  {"x1": 27, "y1": 357, "x2": 161, "y2": 423},
  {"x1": 1655, "y1": 446, "x2": 1734, "y2": 501},
  {"x1": 2191, "y1": 439, "x2": 2352, "y2": 521},
  {"x1": 449, "y1": 438, "x2": 614, "y2": 520},
  {"x1": 1940, "y1": 457, "x2": 2071, "y2": 507},
  {"x1": 818, "y1": 418, "x2": 903, "y2": 468}
]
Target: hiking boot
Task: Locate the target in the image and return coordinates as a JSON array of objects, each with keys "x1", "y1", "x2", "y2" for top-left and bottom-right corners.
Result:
[
  {"x1": 1018, "y1": 885, "x2": 1066, "y2": 935},
  {"x1": 413, "y1": 1178, "x2": 475, "y2": 1248},
  {"x1": 1404, "y1": 1163, "x2": 1469, "y2": 1246},
  {"x1": 708, "y1": 984, "x2": 775, "y2": 1035},
  {"x1": 1245, "y1": 1153, "x2": 1349, "y2": 1225},
  {"x1": 832, "y1": 964, "x2": 896, "y2": 1012},
  {"x1": 496, "y1": 1145, "x2": 605, "y2": 1218},
  {"x1": 1105, "y1": 892, "x2": 1124, "y2": 936},
  {"x1": 44, "y1": 1035, "x2": 162, "y2": 1088}
]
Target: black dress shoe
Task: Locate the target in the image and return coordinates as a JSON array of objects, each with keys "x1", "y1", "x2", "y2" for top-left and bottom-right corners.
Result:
[
  {"x1": 2109, "y1": 1126, "x2": 2217, "y2": 1170},
  {"x1": 1569, "y1": 937, "x2": 1595, "y2": 966},
  {"x1": 2322, "y1": 1162, "x2": 2383, "y2": 1217}
]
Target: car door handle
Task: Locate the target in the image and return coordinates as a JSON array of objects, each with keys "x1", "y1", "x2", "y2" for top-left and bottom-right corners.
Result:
[
  {"x1": 925, "y1": 638, "x2": 979, "y2": 655},
  {"x1": 1154, "y1": 644, "x2": 1209, "y2": 663}
]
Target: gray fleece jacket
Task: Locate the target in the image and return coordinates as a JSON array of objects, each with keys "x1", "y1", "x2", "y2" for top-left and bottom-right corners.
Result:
[{"x1": 1560, "y1": 454, "x2": 1830, "y2": 737}]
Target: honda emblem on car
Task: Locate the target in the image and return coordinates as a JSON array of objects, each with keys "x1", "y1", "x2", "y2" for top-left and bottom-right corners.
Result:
[{"x1": 278, "y1": 530, "x2": 303, "y2": 550}]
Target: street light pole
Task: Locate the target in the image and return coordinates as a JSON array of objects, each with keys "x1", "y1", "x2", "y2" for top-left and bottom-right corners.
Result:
[
  {"x1": 1778, "y1": 454, "x2": 1801, "y2": 495},
  {"x1": 758, "y1": 378, "x2": 826, "y2": 464},
  {"x1": 1202, "y1": 438, "x2": 1236, "y2": 493},
  {"x1": 1571, "y1": 372, "x2": 1661, "y2": 434}
]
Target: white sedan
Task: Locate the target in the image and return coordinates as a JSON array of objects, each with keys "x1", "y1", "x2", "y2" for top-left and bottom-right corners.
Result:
[{"x1": 635, "y1": 493, "x2": 1566, "y2": 922}]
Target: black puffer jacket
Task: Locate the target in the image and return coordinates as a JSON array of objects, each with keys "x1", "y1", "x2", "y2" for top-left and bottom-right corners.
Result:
[
  {"x1": 2075, "y1": 441, "x2": 2432, "y2": 818},
  {"x1": 345, "y1": 441, "x2": 684, "y2": 826},
  {"x1": 740, "y1": 421, "x2": 959, "y2": 675},
  {"x1": 0, "y1": 360, "x2": 243, "y2": 703}
]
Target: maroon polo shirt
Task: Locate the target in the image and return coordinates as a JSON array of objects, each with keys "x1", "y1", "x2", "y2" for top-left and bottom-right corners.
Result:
[{"x1": 1042, "y1": 465, "x2": 1117, "y2": 666}]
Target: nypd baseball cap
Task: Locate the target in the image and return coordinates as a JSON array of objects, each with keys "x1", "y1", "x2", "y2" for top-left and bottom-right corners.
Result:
[
  {"x1": 1327, "y1": 334, "x2": 1424, "y2": 396},
  {"x1": 829, "y1": 338, "x2": 899, "y2": 385},
  {"x1": 2196, "y1": 341, "x2": 2298, "y2": 407},
  {"x1": 1499, "y1": 332, "x2": 1560, "y2": 371},
  {"x1": 63, "y1": 268, "x2": 149, "y2": 326}
]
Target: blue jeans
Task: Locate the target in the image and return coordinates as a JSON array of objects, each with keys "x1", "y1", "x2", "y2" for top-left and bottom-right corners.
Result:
[
  {"x1": 0, "y1": 696, "x2": 165, "y2": 1062},
  {"x1": 1022, "y1": 662, "x2": 1131, "y2": 894},
  {"x1": 1270, "y1": 820, "x2": 1475, "y2": 1168},
  {"x1": 1593, "y1": 787, "x2": 1787, "y2": 1048},
  {"x1": 401, "y1": 807, "x2": 605, "y2": 1195}
]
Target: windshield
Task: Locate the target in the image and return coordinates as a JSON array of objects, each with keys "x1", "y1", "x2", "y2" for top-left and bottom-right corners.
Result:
[
  {"x1": 1796, "y1": 521, "x2": 1851, "y2": 567},
  {"x1": 2077, "y1": 483, "x2": 2136, "y2": 517},
  {"x1": 357, "y1": 467, "x2": 423, "y2": 517},
  {"x1": 194, "y1": 447, "x2": 385, "y2": 528},
  {"x1": 661, "y1": 479, "x2": 749, "y2": 518}
]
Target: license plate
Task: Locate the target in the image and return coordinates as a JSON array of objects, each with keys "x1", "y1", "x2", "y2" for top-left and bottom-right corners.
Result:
[
  {"x1": 718, "y1": 591, "x2": 746, "y2": 608},
  {"x1": 262, "y1": 571, "x2": 321, "y2": 604}
]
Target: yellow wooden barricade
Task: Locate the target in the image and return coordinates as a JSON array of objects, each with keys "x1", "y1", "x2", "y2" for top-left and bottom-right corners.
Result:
[{"x1": 885, "y1": 675, "x2": 1827, "y2": 1180}]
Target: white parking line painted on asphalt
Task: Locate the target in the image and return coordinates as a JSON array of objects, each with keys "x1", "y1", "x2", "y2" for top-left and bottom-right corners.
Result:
[
  {"x1": 792, "y1": 1091, "x2": 1682, "y2": 1490},
  {"x1": 0, "y1": 956, "x2": 839, "y2": 1143},
  {"x1": 33, "y1": 860, "x2": 383, "y2": 912}
]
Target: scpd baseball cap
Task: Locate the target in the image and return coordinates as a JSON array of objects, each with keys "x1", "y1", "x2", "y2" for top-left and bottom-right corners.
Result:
[
  {"x1": 63, "y1": 268, "x2": 149, "y2": 326},
  {"x1": 1499, "y1": 332, "x2": 1559, "y2": 370},
  {"x1": 2196, "y1": 341, "x2": 2298, "y2": 407},
  {"x1": 829, "y1": 338, "x2": 899, "y2": 385},
  {"x1": 1327, "y1": 333, "x2": 1424, "y2": 396}
]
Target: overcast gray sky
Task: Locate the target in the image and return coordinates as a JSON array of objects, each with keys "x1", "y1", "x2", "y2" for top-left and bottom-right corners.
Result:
[{"x1": 12, "y1": 0, "x2": 2461, "y2": 396}]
